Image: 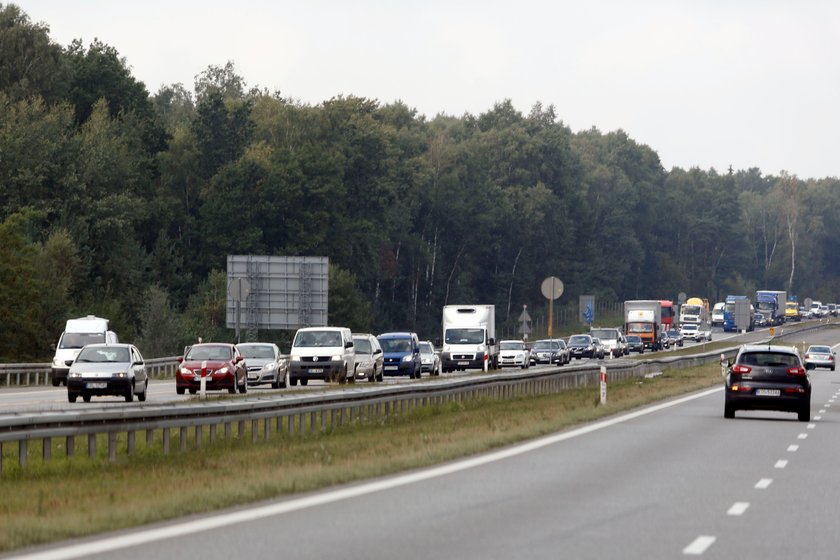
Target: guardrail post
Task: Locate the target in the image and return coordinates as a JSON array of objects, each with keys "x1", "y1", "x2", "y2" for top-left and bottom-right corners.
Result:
[
  {"x1": 263, "y1": 418, "x2": 270, "y2": 440},
  {"x1": 66, "y1": 436, "x2": 74, "y2": 457},
  {"x1": 0, "y1": 441, "x2": 3, "y2": 472},
  {"x1": 108, "y1": 432, "x2": 117, "y2": 462},
  {"x1": 87, "y1": 434, "x2": 96, "y2": 459},
  {"x1": 162, "y1": 428, "x2": 170, "y2": 455},
  {"x1": 288, "y1": 415, "x2": 295, "y2": 435},
  {"x1": 43, "y1": 437, "x2": 51, "y2": 461},
  {"x1": 276, "y1": 416, "x2": 283, "y2": 433},
  {"x1": 180, "y1": 427, "x2": 188, "y2": 452},
  {"x1": 238, "y1": 421, "x2": 245, "y2": 439},
  {"x1": 18, "y1": 440, "x2": 27, "y2": 468},
  {"x1": 252, "y1": 419, "x2": 258, "y2": 442},
  {"x1": 195, "y1": 426, "x2": 203, "y2": 449},
  {"x1": 209, "y1": 424, "x2": 216, "y2": 444},
  {"x1": 127, "y1": 431, "x2": 135, "y2": 455},
  {"x1": 224, "y1": 422, "x2": 231, "y2": 440},
  {"x1": 146, "y1": 430, "x2": 154, "y2": 447}
]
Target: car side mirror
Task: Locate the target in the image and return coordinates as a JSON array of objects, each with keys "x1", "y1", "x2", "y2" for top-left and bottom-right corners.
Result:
[
  {"x1": 235, "y1": 356, "x2": 243, "y2": 363},
  {"x1": 345, "y1": 341, "x2": 353, "y2": 348},
  {"x1": 177, "y1": 356, "x2": 184, "y2": 363},
  {"x1": 374, "y1": 349, "x2": 382, "y2": 355},
  {"x1": 64, "y1": 360, "x2": 74, "y2": 367}
]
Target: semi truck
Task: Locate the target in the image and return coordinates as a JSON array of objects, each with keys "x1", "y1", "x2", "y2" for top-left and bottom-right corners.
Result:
[
  {"x1": 440, "y1": 305, "x2": 499, "y2": 373},
  {"x1": 755, "y1": 290, "x2": 787, "y2": 326},
  {"x1": 624, "y1": 300, "x2": 662, "y2": 351},
  {"x1": 723, "y1": 295, "x2": 755, "y2": 332},
  {"x1": 679, "y1": 297, "x2": 709, "y2": 326},
  {"x1": 785, "y1": 297, "x2": 801, "y2": 322}
]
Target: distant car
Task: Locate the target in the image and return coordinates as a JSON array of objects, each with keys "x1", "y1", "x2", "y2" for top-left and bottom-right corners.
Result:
[
  {"x1": 176, "y1": 343, "x2": 247, "y2": 395},
  {"x1": 626, "y1": 335, "x2": 645, "y2": 354},
  {"x1": 827, "y1": 304, "x2": 837, "y2": 316},
  {"x1": 67, "y1": 343, "x2": 149, "y2": 403},
  {"x1": 724, "y1": 344, "x2": 810, "y2": 421},
  {"x1": 529, "y1": 339, "x2": 566, "y2": 365},
  {"x1": 711, "y1": 302, "x2": 725, "y2": 326},
  {"x1": 804, "y1": 345, "x2": 835, "y2": 371},
  {"x1": 665, "y1": 329, "x2": 683, "y2": 347},
  {"x1": 237, "y1": 342, "x2": 288, "y2": 388},
  {"x1": 680, "y1": 324, "x2": 712, "y2": 342},
  {"x1": 352, "y1": 333, "x2": 384, "y2": 382},
  {"x1": 567, "y1": 334, "x2": 597, "y2": 359},
  {"x1": 419, "y1": 340, "x2": 442, "y2": 376},
  {"x1": 591, "y1": 337, "x2": 606, "y2": 359},
  {"x1": 378, "y1": 332, "x2": 422, "y2": 379},
  {"x1": 499, "y1": 340, "x2": 531, "y2": 369},
  {"x1": 753, "y1": 313, "x2": 769, "y2": 328}
]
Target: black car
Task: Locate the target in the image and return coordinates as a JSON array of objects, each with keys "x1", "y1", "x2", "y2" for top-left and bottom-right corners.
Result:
[
  {"x1": 567, "y1": 334, "x2": 597, "y2": 359},
  {"x1": 529, "y1": 339, "x2": 568, "y2": 365},
  {"x1": 724, "y1": 344, "x2": 810, "y2": 422},
  {"x1": 626, "y1": 335, "x2": 645, "y2": 354}
]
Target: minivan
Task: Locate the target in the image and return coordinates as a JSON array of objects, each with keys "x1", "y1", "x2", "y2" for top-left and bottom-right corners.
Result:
[
  {"x1": 377, "y1": 332, "x2": 422, "y2": 379},
  {"x1": 51, "y1": 316, "x2": 118, "y2": 386},
  {"x1": 289, "y1": 327, "x2": 355, "y2": 385}
]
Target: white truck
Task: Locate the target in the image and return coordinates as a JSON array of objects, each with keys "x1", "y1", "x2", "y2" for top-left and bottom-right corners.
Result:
[
  {"x1": 679, "y1": 297, "x2": 712, "y2": 341},
  {"x1": 50, "y1": 316, "x2": 118, "y2": 386},
  {"x1": 440, "y1": 305, "x2": 499, "y2": 373}
]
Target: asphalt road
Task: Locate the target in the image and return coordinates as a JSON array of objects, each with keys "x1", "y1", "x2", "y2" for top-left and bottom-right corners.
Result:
[{"x1": 7, "y1": 327, "x2": 840, "y2": 560}]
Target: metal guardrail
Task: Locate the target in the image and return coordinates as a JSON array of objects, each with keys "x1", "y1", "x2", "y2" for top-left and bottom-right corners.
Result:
[
  {"x1": 0, "y1": 357, "x2": 179, "y2": 387},
  {"x1": 0, "y1": 320, "x2": 833, "y2": 472}
]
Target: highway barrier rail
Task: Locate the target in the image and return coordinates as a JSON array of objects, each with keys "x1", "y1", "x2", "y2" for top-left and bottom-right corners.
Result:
[
  {"x1": 0, "y1": 357, "x2": 179, "y2": 387},
  {"x1": 0, "y1": 321, "x2": 832, "y2": 472}
]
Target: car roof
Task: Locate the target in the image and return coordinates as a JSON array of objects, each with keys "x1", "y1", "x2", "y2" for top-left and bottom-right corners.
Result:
[
  {"x1": 738, "y1": 344, "x2": 799, "y2": 355},
  {"x1": 378, "y1": 332, "x2": 416, "y2": 338},
  {"x1": 81, "y1": 342, "x2": 131, "y2": 349}
]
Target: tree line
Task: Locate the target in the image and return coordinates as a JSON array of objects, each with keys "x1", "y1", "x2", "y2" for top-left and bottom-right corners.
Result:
[{"x1": 2, "y1": 3, "x2": 839, "y2": 361}]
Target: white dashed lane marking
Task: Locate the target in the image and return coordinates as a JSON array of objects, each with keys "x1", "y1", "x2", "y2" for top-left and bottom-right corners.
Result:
[
  {"x1": 683, "y1": 536, "x2": 716, "y2": 555},
  {"x1": 788, "y1": 444, "x2": 799, "y2": 452},
  {"x1": 775, "y1": 460, "x2": 788, "y2": 469},
  {"x1": 798, "y1": 433, "x2": 808, "y2": 440},
  {"x1": 727, "y1": 502, "x2": 750, "y2": 516},
  {"x1": 755, "y1": 478, "x2": 773, "y2": 489}
]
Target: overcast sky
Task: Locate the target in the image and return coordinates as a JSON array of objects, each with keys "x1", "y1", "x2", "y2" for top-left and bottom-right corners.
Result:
[{"x1": 18, "y1": 0, "x2": 840, "y2": 179}]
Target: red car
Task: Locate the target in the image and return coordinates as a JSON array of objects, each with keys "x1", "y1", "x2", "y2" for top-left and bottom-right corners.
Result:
[{"x1": 176, "y1": 343, "x2": 247, "y2": 395}]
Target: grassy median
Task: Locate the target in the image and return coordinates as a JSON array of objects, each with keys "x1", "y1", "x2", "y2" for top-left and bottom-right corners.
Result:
[{"x1": 0, "y1": 363, "x2": 723, "y2": 553}]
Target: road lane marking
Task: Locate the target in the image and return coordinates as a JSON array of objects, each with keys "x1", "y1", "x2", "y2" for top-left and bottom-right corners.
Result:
[
  {"x1": 8, "y1": 386, "x2": 725, "y2": 560},
  {"x1": 798, "y1": 433, "x2": 808, "y2": 440},
  {"x1": 807, "y1": 423, "x2": 816, "y2": 429},
  {"x1": 774, "y1": 460, "x2": 788, "y2": 469},
  {"x1": 819, "y1": 409, "x2": 827, "y2": 414},
  {"x1": 755, "y1": 478, "x2": 773, "y2": 489},
  {"x1": 788, "y1": 444, "x2": 799, "y2": 452},
  {"x1": 683, "y1": 536, "x2": 716, "y2": 555},
  {"x1": 814, "y1": 416, "x2": 822, "y2": 421},
  {"x1": 727, "y1": 502, "x2": 750, "y2": 516}
]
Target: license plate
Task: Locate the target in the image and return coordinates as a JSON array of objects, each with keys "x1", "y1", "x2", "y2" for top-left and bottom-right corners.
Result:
[
  {"x1": 458, "y1": 361, "x2": 469, "y2": 366},
  {"x1": 755, "y1": 389, "x2": 781, "y2": 397},
  {"x1": 384, "y1": 366, "x2": 398, "y2": 371},
  {"x1": 86, "y1": 382, "x2": 107, "y2": 389},
  {"x1": 309, "y1": 368, "x2": 323, "y2": 374}
]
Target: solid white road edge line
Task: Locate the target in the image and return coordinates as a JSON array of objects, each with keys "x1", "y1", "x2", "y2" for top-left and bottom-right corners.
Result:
[
  {"x1": 8, "y1": 386, "x2": 724, "y2": 560},
  {"x1": 683, "y1": 535, "x2": 716, "y2": 555}
]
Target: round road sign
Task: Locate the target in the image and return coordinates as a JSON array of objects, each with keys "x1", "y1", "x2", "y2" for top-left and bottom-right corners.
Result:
[
  {"x1": 540, "y1": 277, "x2": 564, "y2": 300},
  {"x1": 228, "y1": 277, "x2": 251, "y2": 302}
]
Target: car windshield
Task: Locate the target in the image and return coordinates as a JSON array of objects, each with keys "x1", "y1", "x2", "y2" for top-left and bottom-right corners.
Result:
[
  {"x1": 627, "y1": 336, "x2": 641, "y2": 342},
  {"x1": 444, "y1": 328, "x2": 484, "y2": 344},
  {"x1": 533, "y1": 341, "x2": 558, "y2": 350},
  {"x1": 353, "y1": 338, "x2": 372, "y2": 354},
  {"x1": 419, "y1": 342, "x2": 434, "y2": 354},
  {"x1": 808, "y1": 346, "x2": 831, "y2": 354},
  {"x1": 739, "y1": 352, "x2": 799, "y2": 367},
  {"x1": 60, "y1": 332, "x2": 105, "y2": 349},
  {"x1": 568, "y1": 335, "x2": 590, "y2": 345},
  {"x1": 237, "y1": 345, "x2": 275, "y2": 359},
  {"x1": 294, "y1": 331, "x2": 342, "y2": 347},
  {"x1": 186, "y1": 345, "x2": 231, "y2": 361},
  {"x1": 590, "y1": 329, "x2": 617, "y2": 340},
  {"x1": 380, "y1": 338, "x2": 412, "y2": 353},
  {"x1": 75, "y1": 347, "x2": 129, "y2": 363},
  {"x1": 500, "y1": 342, "x2": 525, "y2": 350}
]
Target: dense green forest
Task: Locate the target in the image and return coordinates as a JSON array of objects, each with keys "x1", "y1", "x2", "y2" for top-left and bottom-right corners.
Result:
[{"x1": 2, "y1": 4, "x2": 839, "y2": 361}]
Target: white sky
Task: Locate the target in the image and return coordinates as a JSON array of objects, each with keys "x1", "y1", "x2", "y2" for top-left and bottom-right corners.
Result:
[{"x1": 18, "y1": 0, "x2": 840, "y2": 179}]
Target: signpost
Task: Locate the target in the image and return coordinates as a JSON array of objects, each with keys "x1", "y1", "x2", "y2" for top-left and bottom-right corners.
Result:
[
  {"x1": 518, "y1": 305, "x2": 532, "y2": 340},
  {"x1": 540, "y1": 277, "x2": 564, "y2": 338},
  {"x1": 228, "y1": 277, "x2": 251, "y2": 343},
  {"x1": 599, "y1": 366, "x2": 607, "y2": 405}
]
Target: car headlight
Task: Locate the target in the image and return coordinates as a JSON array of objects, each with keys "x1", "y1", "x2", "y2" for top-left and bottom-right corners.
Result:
[
  {"x1": 69, "y1": 372, "x2": 82, "y2": 378},
  {"x1": 331, "y1": 355, "x2": 342, "y2": 361},
  {"x1": 218, "y1": 366, "x2": 229, "y2": 374},
  {"x1": 111, "y1": 372, "x2": 127, "y2": 378},
  {"x1": 179, "y1": 367, "x2": 193, "y2": 375},
  {"x1": 358, "y1": 360, "x2": 372, "y2": 368},
  {"x1": 402, "y1": 355, "x2": 413, "y2": 362},
  {"x1": 290, "y1": 355, "x2": 301, "y2": 362},
  {"x1": 262, "y1": 362, "x2": 277, "y2": 372}
]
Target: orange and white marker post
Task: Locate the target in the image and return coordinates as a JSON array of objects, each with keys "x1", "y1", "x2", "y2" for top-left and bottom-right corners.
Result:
[
  {"x1": 200, "y1": 360, "x2": 207, "y2": 400},
  {"x1": 599, "y1": 366, "x2": 607, "y2": 405}
]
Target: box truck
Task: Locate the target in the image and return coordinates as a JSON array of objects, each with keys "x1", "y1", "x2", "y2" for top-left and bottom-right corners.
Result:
[{"x1": 440, "y1": 305, "x2": 498, "y2": 373}]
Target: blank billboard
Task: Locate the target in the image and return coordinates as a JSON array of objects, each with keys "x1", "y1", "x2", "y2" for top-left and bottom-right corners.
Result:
[{"x1": 226, "y1": 255, "x2": 329, "y2": 330}]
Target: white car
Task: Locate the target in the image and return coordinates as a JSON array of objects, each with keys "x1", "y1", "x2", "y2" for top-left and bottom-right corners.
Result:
[
  {"x1": 679, "y1": 324, "x2": 711, "y2": 342},
  {"x1": 711, "y1": 303, "x2": 725, "y2": 327},
  {"x1": 498, "y1": 340, "x2": 531, "y2": 369}
]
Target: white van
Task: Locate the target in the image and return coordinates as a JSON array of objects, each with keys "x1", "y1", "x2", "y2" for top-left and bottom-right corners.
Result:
[
  {"x1": 288, "y1": 327, "x2": 354, "y2": 385},
  {"x1": 51, "y1": 316, "x2": 118, "y2": 386}
]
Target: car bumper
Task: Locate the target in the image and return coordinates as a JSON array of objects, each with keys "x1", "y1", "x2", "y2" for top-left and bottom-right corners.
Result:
[
  {"x1": 290, "y1": 362, "x2": 344, "y2": 381},
  {"x1": 382, "y1": 362, "x2": 415, "y2": 376},
  {"x1": 499, "y1": 355, "x2": 528, "y2": 366},
  {"x1": 68, "y1": 377, "x2": 132, "y2": 396},
  {"x1": 442, "y1": 353, "x2": 485, "y2": 370},
  {"x1": 725, "y1": 386, "x2": 810, "y2": 413},
  {"x1": 246, "y1": 366, "x2": 280, "y2": 385},
  {"x1": 176, "y1": 372, "x2": 237, "y2": 390},
  {"x1": 805, "y1": 359, "x2": 834, "y2": 369}
]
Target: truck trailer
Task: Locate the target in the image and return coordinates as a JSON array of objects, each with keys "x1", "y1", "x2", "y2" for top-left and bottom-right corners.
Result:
[
  {"x1": 624, "y1": 300, "x2": 662, "y2": 351},
  {"x1": 755, "y1": 290, "x2": 787, "y2": 326}
]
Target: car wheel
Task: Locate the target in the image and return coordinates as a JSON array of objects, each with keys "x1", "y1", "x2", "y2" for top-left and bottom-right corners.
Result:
[
  {"x1": 376, "y1": 367, "x2": 384, "y2": 382},
  {"x1": 832, "y1": 366, "x2": 836, "y2": 372},
  {"x1": 724, "y1": 404, "x2": 735, "y2": 419},
  {"x1": 125, "y1": 381, "x2": 135, "y2": 402},
  {"x1": 82, "y1": 394, "x2": 91, "y2": 403},
  {"x1": 290, "y1": 377, "x2": 298, "y2": 386},
  {"x1": 52, "y1": 376, "x2": 61, "y2": 387},
  {"x1": 138, "y1": 379, "x2": 148, "y2": 402},
  {"x1": 300, "y1": 379, "x2": 308, "y2": 386},
  {"x1": 798, "y1": 407, "x2": 810, "y2": 422},
  {"x1": 339, "y1": 366, "x2": 348, "y2": 384},
  {"x1": 68, "y1": 392, "x2": 77, "y2": 403},
  {"x1": 279, "y1": 370, "x2": 289, "y2": 388},
  {"x1": 239, "y1": 378, "x2": 247, "y2": 393},
  {"x1": 189, "y1": 387, "x2": 197, "y2": 395}
]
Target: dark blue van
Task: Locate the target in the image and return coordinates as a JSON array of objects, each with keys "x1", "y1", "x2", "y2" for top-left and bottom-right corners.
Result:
[{"x1": 377, "y1": 332, "x2": 422, "y2": 379}]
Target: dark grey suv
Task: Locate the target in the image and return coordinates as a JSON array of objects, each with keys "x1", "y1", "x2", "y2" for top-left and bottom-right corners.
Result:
[{"x1": 724, "y1": 344, "x2": 810, "y2": 421}]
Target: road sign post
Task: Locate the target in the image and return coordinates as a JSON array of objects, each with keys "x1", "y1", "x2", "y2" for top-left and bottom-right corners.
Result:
[
  {"x1": 200, "y1": 360, "x2": 207, "y2": 400},
  {"x1": 599, "y1": 366, "x2": 607, "y2": 405},
  {"x1": 541, "y1": 277, "x2": 564, "y2": 338}
]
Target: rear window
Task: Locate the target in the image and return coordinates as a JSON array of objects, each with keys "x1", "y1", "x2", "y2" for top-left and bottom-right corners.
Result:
[{"x1": 739, "y1": 352, "x2": 799, "y2": 367}]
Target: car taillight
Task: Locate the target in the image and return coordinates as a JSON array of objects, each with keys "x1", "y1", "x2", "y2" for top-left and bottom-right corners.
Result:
[
  {"x1": 787, "y1": 366, "x2": 806, "y2": 376},
  {"x1": 731, "y1": 365, "x2": 751, "y2": 374},
  {"x1": 804, "y1": 354, "x2": 810, "y2": 359}
]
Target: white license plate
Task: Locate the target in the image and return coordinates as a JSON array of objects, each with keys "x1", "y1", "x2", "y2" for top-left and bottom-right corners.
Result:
[
  {"x1": 308, "y1": 368, "x2": 323, "y2": 373},
  {"x1": 755, "y1": 389, "x2": 781, "y2": 397},
  {"x1": 458, "y1": 361, "x2": 469, "y2": 366},
  {"x1": 86, "y1": 382, "x2": 107, "y2": 389},
  {"x1": 384, "y1": 366, "x2": 398, "y2": 371}
]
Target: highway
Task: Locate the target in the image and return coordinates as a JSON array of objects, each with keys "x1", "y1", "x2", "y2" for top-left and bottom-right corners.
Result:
[{"x1": 6, "y1": 326, "x2": 839, "y2": 560}]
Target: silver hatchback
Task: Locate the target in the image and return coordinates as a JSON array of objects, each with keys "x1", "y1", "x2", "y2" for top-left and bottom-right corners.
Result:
[
  {"x1": 237, "y1": 343, "x2": 288, "y2": 388},
  {"x1": 352, "y1": 333, "x2": 384, "y2": 382}
]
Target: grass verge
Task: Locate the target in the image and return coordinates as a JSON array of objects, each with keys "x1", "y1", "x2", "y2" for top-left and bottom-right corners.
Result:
[{"x1": 0, "y1": 363, "x2": 723, "y2": 553}]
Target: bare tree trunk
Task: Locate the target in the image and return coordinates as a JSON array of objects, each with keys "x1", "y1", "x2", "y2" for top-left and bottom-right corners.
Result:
[
  {"x1": 506, "y1": 247, "x2": 523, "y2": 320},
  {"x1": 444, "y1": 244, "x2": 465, "y2": 307},
  {"x1": 787, "y1": 212, "x2": 796, "y2": 292}
]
